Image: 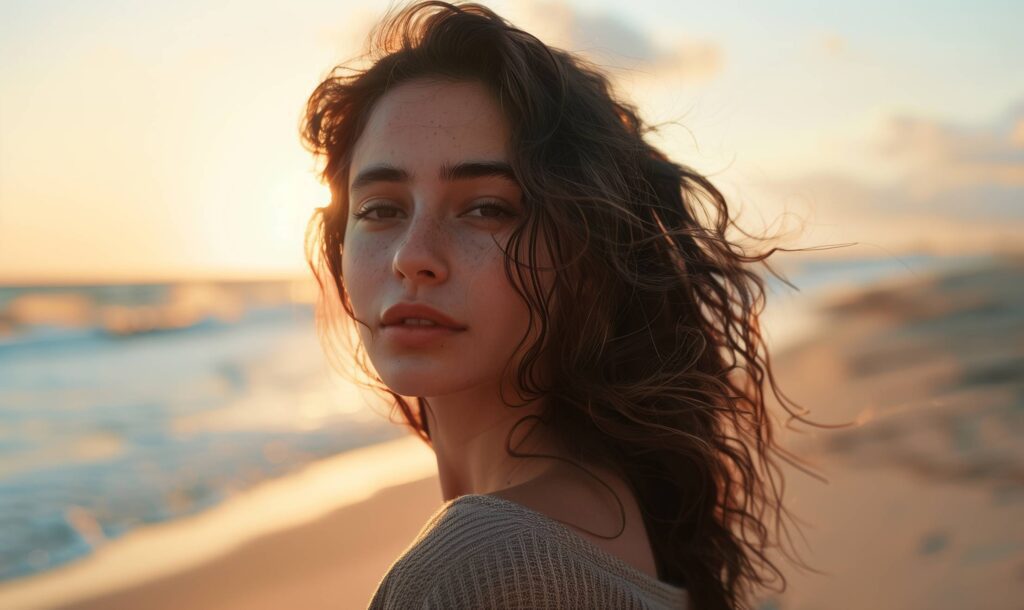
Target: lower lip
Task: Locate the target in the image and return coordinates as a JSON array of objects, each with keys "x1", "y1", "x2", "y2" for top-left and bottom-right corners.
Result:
[{"x1": 381, "y1": 324, "x2": 465, "y2": 348}]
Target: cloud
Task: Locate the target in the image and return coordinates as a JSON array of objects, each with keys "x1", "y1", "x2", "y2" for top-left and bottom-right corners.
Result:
[
  {"x1": 507, "y1": 0, "x2": 722, "y2": 84},
  {"x1": 760, "y1": 99, "x2": 1024, "y2": 254},
  {"x1": 877, "y1": 100, "x2": 1024, "y2": 191},
  {"x1": 874, "y1": 100, "x2": 1024, "y2": 219}
]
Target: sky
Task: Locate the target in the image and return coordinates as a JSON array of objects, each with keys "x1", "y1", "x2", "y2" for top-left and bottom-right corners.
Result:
[{"x1": 0, "y1": 0, "x2": 1021, "y2": 283}]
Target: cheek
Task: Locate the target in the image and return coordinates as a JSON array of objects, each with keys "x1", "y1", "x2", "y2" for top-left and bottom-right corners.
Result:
[
  {"x1": 341, "y1": 236, "x2": 389, "y2": 314},
  {"x1": 467, "y1": 248, "x2": 534, "y2": 346}
]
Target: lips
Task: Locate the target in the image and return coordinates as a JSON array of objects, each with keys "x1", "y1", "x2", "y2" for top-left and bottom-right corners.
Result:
[{"x1": 380, "y1": 302, "x2": 468, "y2": 330}]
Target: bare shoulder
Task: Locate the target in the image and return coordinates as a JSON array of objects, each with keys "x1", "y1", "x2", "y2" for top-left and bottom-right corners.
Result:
[{"x1": 488, "y1": 463, "x2": 660, "y2": 580}]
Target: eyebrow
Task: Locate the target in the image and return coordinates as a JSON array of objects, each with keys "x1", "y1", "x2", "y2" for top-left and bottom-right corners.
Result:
[{"x1": 349, "y1": 161, "x2": 518, "y2": 192}]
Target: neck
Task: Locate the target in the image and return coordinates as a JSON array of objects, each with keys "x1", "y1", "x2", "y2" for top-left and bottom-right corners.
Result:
[{"x1": 422, "y1": 389, "x2": 569, "y2": 500}]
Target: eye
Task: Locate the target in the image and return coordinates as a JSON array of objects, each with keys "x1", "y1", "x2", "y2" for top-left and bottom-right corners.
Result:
[
  {"x1": 464, "y1": 201, "x2": 517, "y2": 219},
  {"x1": 352, "y1": 200, "x2": 517, "y2": 222},
  {"x1": 352, "y1": 202, "x2": 402, "y2": 221}
]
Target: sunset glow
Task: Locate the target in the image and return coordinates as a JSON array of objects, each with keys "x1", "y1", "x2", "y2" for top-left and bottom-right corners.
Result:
[{"x1": 2, "y1": 0, "x2": 1021, "y2": 282}]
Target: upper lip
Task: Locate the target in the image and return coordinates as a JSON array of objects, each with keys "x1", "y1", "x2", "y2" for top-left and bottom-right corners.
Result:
[{"x1": 381, "y1": 302, "x2": 468, "y2": 330}]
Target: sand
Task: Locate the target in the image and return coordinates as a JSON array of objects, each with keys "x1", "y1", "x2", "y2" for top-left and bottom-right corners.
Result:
[
  {"x1": 757, "y1": 253, "x2": 1024, "y2": 609},
  {"x1": 2, "y1": 253, "x2": 1021, "y2": 609},
  {"x1": 52, "y1": 476, "x2": 443, "y2": 610}
]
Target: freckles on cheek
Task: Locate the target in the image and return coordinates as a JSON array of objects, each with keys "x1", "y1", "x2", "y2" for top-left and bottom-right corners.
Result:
[
  {"x1": 358, "y1": 236, "x2": 396, "y2": 285},
  {"x1": 341, "y1": 240, "x2": 374, "y2": 295},
  {"x1": 463, "y1": 231, "x2": 506, "y2": 261}
]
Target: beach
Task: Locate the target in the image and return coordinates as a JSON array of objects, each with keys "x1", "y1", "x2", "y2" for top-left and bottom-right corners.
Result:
[
  {"x1": 0, "y1": 436, "x2": 442, "y2": 610},
  {"x1": 759, "y1": 252, "x2": 1024, "y2": 609},
  {"x1": 55, "y1": 475, "x2": 444, "y2": 610},
  {"x1": 1, "y1": 251, "x2": 1021, "y2": 609}
]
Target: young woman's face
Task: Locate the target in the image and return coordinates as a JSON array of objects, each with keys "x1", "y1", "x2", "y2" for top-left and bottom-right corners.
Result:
[{"x1": 342, "y1": 78, "x2": 547, "y2": 398}]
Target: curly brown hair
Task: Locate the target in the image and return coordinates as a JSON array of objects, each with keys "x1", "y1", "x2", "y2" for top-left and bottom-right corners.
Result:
[{"x1": 300, "y1": 2, "x2": 840, "y2": 608}]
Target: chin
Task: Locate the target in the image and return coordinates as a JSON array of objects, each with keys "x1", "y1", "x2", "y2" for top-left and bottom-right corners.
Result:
[{"x1": 377, "y1": 367, "x2": 457, "y2": 398}]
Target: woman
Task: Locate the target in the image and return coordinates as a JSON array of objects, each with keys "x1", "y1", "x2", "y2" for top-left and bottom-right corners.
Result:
[{"x1": 301, "y1": 2, "x2": 825, "y2": 608}]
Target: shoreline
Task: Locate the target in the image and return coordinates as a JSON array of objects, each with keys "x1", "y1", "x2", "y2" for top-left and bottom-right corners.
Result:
[{"x1": 0, "y1": 435, "x2": 438, "y2": 610}]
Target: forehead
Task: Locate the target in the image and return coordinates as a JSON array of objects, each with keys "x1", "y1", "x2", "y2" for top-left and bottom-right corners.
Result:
[{"x1": 348, "y1": 79, "x2": 511, "y2": 185}]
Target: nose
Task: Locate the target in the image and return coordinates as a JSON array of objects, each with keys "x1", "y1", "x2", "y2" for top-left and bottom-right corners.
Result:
[{"x1": 392, "y1": 211, "x2": 449, "y2": 286}]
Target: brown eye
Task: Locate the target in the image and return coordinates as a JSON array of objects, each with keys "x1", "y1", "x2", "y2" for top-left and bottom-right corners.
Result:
[
  {"x1": 353, "y1": 202, "x2": 402, "y2": 220},
  {"x1": 465, "y1": 202, "x2": 516, "y2": 219}
]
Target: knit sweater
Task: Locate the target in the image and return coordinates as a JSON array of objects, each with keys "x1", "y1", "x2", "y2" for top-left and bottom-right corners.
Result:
[{"x1": 367, "y1": 493, "x2": 690, "y2": 609}]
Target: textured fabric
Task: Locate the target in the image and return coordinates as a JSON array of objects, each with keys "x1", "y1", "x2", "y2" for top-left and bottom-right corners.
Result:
[{"x1": 367, "y1": 493, "x2": 690, "y2": 609}]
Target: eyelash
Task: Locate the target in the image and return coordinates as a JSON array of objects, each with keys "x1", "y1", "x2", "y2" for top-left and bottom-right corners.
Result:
[{"x1": 352, "y1": 201, "x2": 516, "y2": 221}]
